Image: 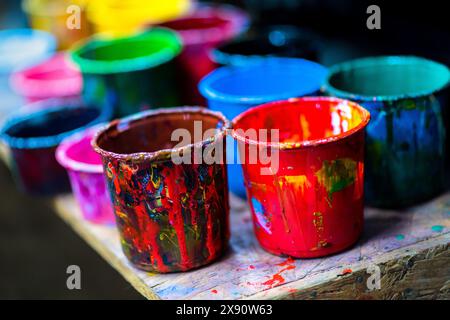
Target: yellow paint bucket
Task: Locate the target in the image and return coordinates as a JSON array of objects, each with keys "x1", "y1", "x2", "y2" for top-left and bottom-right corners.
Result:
[
  {"x1": 22, "y1": 0, "x2": 91, "y2": 49},
  {"x1": 87, "y1": 0, "x2": 192, "y2": 36}
]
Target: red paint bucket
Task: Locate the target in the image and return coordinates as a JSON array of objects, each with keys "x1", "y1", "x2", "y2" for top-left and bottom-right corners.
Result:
[
  {"x1": 232, "y1": 97, "x2": 370, "y2": 258},
  {"x1": 93, "y1": 107, "x2": 230, "y2": 272},
  {"x1": 159, "y1": 4, "x2": 249, "y2": 105}
]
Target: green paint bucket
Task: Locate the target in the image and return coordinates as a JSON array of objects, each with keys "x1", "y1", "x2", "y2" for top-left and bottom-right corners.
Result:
[{"x1": 70, "y1": 28, "x2": 182, "y2": 117}]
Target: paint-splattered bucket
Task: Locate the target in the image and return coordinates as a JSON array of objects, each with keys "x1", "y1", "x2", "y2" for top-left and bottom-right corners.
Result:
[
  {"x1": 324, "y1": 56, "x2": 450, "y2": 208},
  {"x1": 0, "y1": 98, "x2": 109, "y2": 195},
  {"x1": 70, "y1": 28, "x2": 182, "y2": 117},
  {"x1": 0, "y1": 29, "x2": 56, "y2": 123},
  {"x1": 199, "y1": 57, "x2": 327, "y2": 197},
  {"x1": 56, "y1": 125, "x2": 114, "y2": 224},
  {"x1": 93, "y1": 107, "x2": 230, "y2": 272},
  {"x1": 212, "y1": 25, "x2": 320, "y2": 66},
  {"x1": 22, "y1": 0, "x2": 90, "y2": 49},
  {"x1": 10, "y1": 52, "x2": 82, "y2": 103},
  {"x1": 158, "y1": 4, "x2": 249, "y2": 105},
  {"x1": 232, "y1": 97, "x2": 370, "y2": 258}
]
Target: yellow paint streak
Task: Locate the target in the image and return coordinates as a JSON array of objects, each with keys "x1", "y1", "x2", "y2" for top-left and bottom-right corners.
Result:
[
  {"x1": 278, "y1": 175, "x2": 311, "y2": 194},
  {"x1": 300, "y1": 114, "x2": 311, "y2": 140}
]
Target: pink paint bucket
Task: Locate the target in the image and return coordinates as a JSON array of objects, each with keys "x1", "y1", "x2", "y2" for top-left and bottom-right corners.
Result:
[
  {"x1": 10, "y1": 52, "x2": 82, "y2": 103},
  {"x1": 56, "y1": 125, "x2": 115, "y2": 224}
]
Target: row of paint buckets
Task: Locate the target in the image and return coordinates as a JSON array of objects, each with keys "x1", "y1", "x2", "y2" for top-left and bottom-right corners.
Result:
[
  {"x1": 22, "y1": 0, "x2": 320, "y2": 59},
  {"x1": 1, "y1": 4, "x2": 252, "y2": 111},
  {"x1": 22, "y1": 0, "x2": 192, "y2": 49},
  {"x1": 0, "y1": 52, "x2": 449, "y2": 272},
  {"x1": 1, "y1": 2, "x2": 449, "y2": 273},
  {"x1": 1, "y1": 5, "x2": 322, "y2": 114}
]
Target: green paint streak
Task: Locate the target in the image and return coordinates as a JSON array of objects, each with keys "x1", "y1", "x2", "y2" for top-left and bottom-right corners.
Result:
[
  {"x1": 395, "y1": 234, "x2": 405, "y2": 240},
  {"x1": 315, "y1": 158, "x2": 357, "y2": 202},
  {"x1": 431, "y1": 225, "x2": 444, "y2": 233}
]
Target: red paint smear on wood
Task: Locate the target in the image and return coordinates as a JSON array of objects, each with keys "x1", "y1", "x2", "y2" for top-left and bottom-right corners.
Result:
[
  {"x1": 342, "y1": 268, "x2": 352, "y2": 275},
  {"x1": 262, "y1": 274, "x2": 285, "y2": 287},
  {"x1": 262, "y1": 262, "x2": 296, "y2": 288},
  {"x1": 276, "y1": 257, "x2": 295, "y2": 267}
]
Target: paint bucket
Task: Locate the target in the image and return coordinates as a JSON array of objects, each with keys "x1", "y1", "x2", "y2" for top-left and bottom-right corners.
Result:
[
  {"x1": 212, "y1": 25, "x2": 320, "y2": 66},
  {"x1": 158, "y1": 4, "x2": 249, "y2": 105},
  {"x1": 70, "y1": 29, "x2": 182, "y2": 118},
  {"x1": 232, "y1": 97, "x2": 370, "y2": 258},
  {"x1": 0, "y1": 29, "x2": 56, "y2": 123},
  {"x1": 22, "y1": 0, "x2": 90, "y2": 49},
  {"x1": 0, "y1": 98, "x2": 110, "y2": 195},
  {"x1": 324, "y1": 56, "x2": 450, "y2": 208},
  {"x1": 56, "y1": 125, "x2": 114, "y2": 224},
  {"x1": 87, "y1": 0, "x2": 192, "y2": 36},
  {"x1": 93, "y1": 107, "x2": 230, "y2": 272},
  {"x1": 199, "y1": 57, "x2": 327, "y2": 197},
  {"x1": 10, "y1": 52, "x2": 82, "y2": 103}
]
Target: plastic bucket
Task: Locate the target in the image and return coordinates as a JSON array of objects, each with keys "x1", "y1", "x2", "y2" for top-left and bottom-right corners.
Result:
[
  {"x1": 0, "y1": 29, "x2": 56, "y2": 122},
  {"x1": 0, "y1": 98, "x2": 109, "y2": 195},
  {"x1": 93, "y1": 107, "x2": 230, "y2": 272},
  {"x1": 199, "y1": 57, "x2": 327, "y2": 197},
  {"x1": 56, "y1": 125, "x2": 114, "y2": 224},
  {"x1": 212, "y1": 25, "x2": 320, "y2": 66},
  {"x1": 324, "y1": 56, "x2": 450, "y2": 208},
  {"x1": 10, "y1": 52, "x2": 82, "y2": 103},
  {"x1": 70, "y1": 29, "x2": 182, "y2": 117},
  {"x1": 22, "y1": 0, "x2": 90, "y2": 49},
  {"x1": 232, "y1": 97, "x2": 370, "y2": 257},
  {"x1": 87, "y1": 0, "x2": 192, "y2": 36},
  {"x1": 159, "y1": 4, "x2": 249, "y2": 105}
]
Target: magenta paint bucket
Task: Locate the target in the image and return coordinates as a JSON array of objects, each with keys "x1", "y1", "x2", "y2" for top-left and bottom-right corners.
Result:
[
  {"x1": 0, "y1": 98, "x2": 109, "y2": 195},
  {"x1": 56, "y1": 125, "x2": 114, "y2": 224},
  {"x1": 159, "y1": 4, "x2": 249, "y2": 105},
  {"x1": 10, "y1": 52, "x2": 82, "y2": 103}
]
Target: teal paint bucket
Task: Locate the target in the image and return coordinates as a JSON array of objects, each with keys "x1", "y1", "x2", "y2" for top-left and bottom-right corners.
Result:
[{"x1": 324, "y1": 56, "x2": 450, "y2": 208}]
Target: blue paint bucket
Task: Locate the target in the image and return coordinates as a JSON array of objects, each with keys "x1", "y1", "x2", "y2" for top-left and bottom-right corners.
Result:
[
  {"x1": 199, "y1": 57, "x2": 327, "y2": 197},
  {"x1": 0, "y1": 29, "x2": 57, "y2": 73},
  {"x1": 0, "y1": 29, "x2": 57, "y2": 122}
]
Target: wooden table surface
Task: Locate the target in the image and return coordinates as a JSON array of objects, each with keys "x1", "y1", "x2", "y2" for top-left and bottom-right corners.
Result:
[
  {"x1": 53, "y1": 191, "x2": 449, "y2": 300},
  {"x1": 1, "y1": 134, "x2": 448, "y2": 299}
]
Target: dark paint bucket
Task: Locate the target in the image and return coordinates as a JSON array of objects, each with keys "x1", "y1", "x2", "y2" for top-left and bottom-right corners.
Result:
[
  {"x1": 212, "y1": 25, "x2": 320, "y2": 66},
  {"x1": 324, "y1": 56, "x2": 450, "y2": 208},
  {"x1": 70, "y1": 28, "x2": 182, "y2": 117},
  {"x1": 93, "y1": 107, "x2": 230, "y2": 272},
  {"x1": 0, "y1": 98, "x2": 109, "y2": 195}
]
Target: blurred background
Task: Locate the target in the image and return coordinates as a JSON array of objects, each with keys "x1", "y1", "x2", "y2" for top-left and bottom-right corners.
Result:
[{"x1": 0, "y1": 0, "x2": 449, "y2": 299}]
